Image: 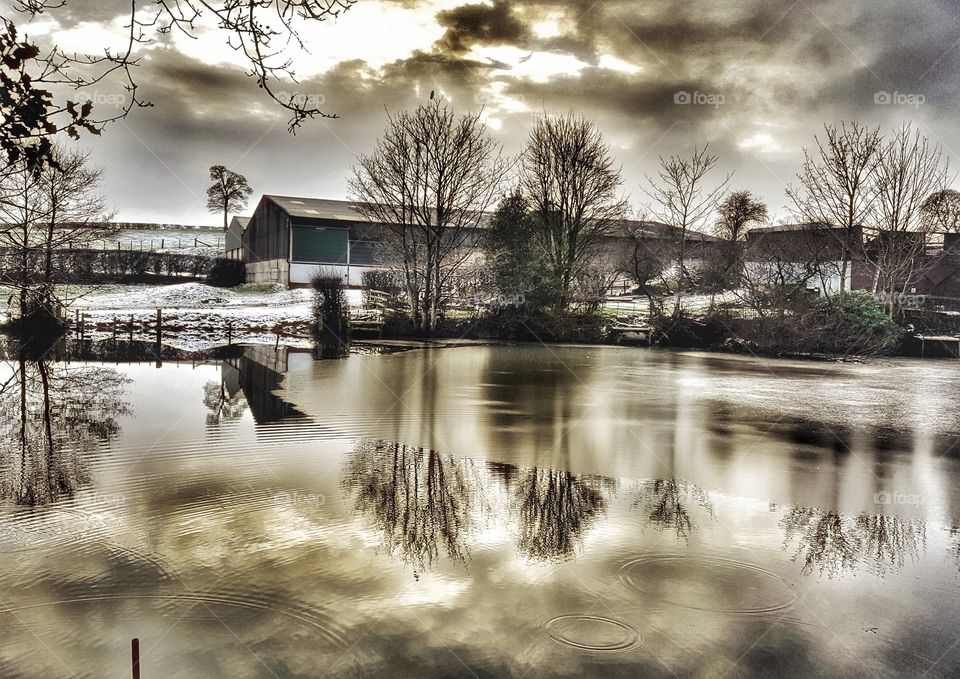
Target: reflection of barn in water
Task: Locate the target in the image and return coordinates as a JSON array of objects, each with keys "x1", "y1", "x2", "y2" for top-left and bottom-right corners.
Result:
[{"x1": 221, "y1": 345, "x2": 308, "y2": 424}]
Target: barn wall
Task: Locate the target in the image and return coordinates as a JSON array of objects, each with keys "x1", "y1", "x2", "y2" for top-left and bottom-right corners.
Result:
[
  {"x1": 246, "y1": 258, "x2": 289, "y2": 284},
  {"x1": 245, "y1": 200, "x2": 290, "y2": 263}
]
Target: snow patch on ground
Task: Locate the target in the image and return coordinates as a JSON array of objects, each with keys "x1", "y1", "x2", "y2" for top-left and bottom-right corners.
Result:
[
  {"x1": 73, "y1": 282, "x2": 320, "y2": 310},
  {"x1": 68, "y1": 283, "x2": 368, "y2": 351}
]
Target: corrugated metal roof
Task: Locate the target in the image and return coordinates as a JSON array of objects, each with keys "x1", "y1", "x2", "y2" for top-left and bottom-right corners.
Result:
[
  {"x1": 263, "y1": 195, "x2": 370, "y2": 222},
  {"x1": 257, "y1": 194, "x2": 719, "y2": 240}
]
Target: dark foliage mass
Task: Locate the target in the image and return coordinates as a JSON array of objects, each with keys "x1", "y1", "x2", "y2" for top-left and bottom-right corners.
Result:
[
  {"x1": 0, "y1": 248, "x2": 215, "y2": 284},
  {"x1": 205, "y1": 257, "x2": 245, "y2": 287}
]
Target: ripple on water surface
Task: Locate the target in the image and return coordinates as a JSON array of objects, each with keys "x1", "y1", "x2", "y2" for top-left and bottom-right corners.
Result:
[
  {"x1": 619, "y1": 554, "x2": 799, "y2": 615},
  {"x1": 0, "y1": 590, "x2": 354, "y2": 678},
  {"x1": 544, "y1": 615, "x2": 641, "y2": 653}
]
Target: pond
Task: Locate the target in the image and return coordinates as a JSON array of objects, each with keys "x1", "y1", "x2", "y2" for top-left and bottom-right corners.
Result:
[{"x1": 1, "y1": 341, "x2": 959, "y2": 677}]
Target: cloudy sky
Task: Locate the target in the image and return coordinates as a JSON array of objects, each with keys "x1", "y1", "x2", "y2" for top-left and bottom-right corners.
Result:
[{"x1": 21, "y1": 0, "x2": 960, "y2": 224}]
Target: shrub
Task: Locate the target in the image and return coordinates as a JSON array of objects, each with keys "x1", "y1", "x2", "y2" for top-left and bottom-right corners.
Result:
[
  {"x1": 311, "y1": 272, "x2": 349, "y2": 336},
  {"x1": 206, "y1": 257, "x2": 245, "y2": 287},
  {"x1": 714, "y1": 292, "x2": 904, "y2": 356},
  {"x1": 806, "y1": 292, "x2": 904, "y2": 355}
]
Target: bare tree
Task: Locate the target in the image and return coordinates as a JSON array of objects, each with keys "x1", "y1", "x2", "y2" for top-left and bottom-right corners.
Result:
[
  {"x1": 519, "y1": 113, "x2": 628, "y2": 312},
  {"x1": 643, "y1": 145, "x2": 730, "y2": 316},
  {"x1": 0, "y1": 146, "x2": 113, "y2": 327},
  {"x1": 3, "y1": 0, "x2": 355, "y2": 172},
  {"x1": 349, "y1": 99, "x2": 509, "y2": 335},
  {"x1": 787, "y1": 122, "x2": 881, "y2": 293},
  {"x1": 619, "y1": 221, "x2": 673, "y2": 318},
  {"x1": 867, "y1": 125, "x2": 949, "y2": 315},
  {"x1": 206, "y1": 165, "x2": 253, "y2": 231},
  {"x1": 716, "y1": 190, "x2": 768, "y2": 241},
  {"x1": 920, "y1": 189, "x2": 960, "y2": 234}
]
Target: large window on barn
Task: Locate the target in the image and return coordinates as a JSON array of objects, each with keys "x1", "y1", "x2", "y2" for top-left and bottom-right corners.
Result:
[
  {"x1": 291, "y1": 226, "x2": 349, "y2": 263},
  {"x1": 348, "y1": 240, "x2": 379, "y2": 265}
]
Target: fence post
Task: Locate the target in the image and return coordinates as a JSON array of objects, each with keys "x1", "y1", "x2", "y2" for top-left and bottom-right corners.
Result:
[{"x1": 132, "y1": 638, "x2": 140, "y2": 679}]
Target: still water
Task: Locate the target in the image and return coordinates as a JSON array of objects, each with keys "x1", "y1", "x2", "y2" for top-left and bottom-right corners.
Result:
[{"x1": 1, "y1": 341, "x2": 959, "y2": 677}]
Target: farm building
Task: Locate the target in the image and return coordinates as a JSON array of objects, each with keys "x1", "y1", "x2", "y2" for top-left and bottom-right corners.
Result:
[
  {"x1": 231, "y1": 194, "x2": 722, "y2": 289},
  {"x1": 225, "y1": 216, "x2": 249, "y2": 261},
  {"x1": 234, "y1": 196, "x2": 386, "y2": 287},
  {"x1": 744, "y1": 223, "x2": 872, "y2": 294}
]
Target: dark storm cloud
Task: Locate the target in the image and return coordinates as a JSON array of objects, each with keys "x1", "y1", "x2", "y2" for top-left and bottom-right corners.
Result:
[
  {"x1": 434, "y1": 0, "x2": 530, "y2": 54},
  {"x1": 45, "y1": 0, "x2": 960, "y2": 222}
]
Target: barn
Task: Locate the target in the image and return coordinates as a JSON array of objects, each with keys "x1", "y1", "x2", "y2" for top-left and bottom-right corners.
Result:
[
  {"x1": 236, "y1": 196, "x2": 385, "y2": 287},
  {"x1": 231, "y1": 193, "x2": 723, "y2": 290}
]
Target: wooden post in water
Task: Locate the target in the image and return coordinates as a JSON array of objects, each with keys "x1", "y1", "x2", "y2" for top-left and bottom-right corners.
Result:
[
  {"x1": 155, "y1": 308, "x2": 162, "y2": 364},
  {"x1": 131, "y1": 638, "x2": 140, "y2": 679},
  {"x1": 227, "y1": 321, "x2": 232, "y2": 345},
  {"x1": 112, "y1": 317, "x2": 118, "y2": 339},
  {"x1": 129, "y1": 314, "x2": 134, "y2": 341}
]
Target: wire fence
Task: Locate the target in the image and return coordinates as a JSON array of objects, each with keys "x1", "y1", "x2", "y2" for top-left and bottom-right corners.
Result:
[{"x1": 88, "y1": 236, "x2": 224, "y2": 252}]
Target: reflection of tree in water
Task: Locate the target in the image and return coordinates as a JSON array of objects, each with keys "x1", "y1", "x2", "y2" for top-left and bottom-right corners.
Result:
[
  {"x1": 515, "y1": 468, "x2": 611, "y2": 561},
  {"x1": 780, "y1": 507, "x2": 926, "y2": 578},
  {"x1": 202, "y1": 380, "x2": 247, "y2": 425},
  {"x1": 951, "y1": 525, "x2": 960, "y2": 574},
  {"x1": 343, "y1": 439, "x2": 477, "y2": 576},
  {"x1": 0, "y1": 357, "x2": 130, "y2": 506},
  {"x1": 631, "y1": 479, "x2": 715, "y2": 540}
]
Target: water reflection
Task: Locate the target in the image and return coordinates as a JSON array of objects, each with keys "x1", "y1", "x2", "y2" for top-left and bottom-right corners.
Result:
[
  {"x1": 1, "y1": 343, "x2": 959, "y2": 677},
  {"x1": 202, "y1": 378, "x2": 247, "y2": 426},
  {"x1": 631, "y1": 478, "x2": 715, "y2": 540},
  {"x1": 343, "y1": 439, "x2": 478, "y2": 576},
  {"x1": 0, "y1": 348, "x2": 129, "y2": 506},
  {"x1": 221, "y1": 346, "x2": 306, "y2": 423},
  {"x1": 781, "y1": 507, "x2": 927, "y2": 578},
  {"x1": 515, "y1": 467, "x2": 611, "y2": 561}
]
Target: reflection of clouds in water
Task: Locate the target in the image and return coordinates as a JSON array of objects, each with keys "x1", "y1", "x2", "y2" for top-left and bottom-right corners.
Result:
[
  {"x1": 341, "y1": 437, "x2": 952, "y2": 583},
  {"x1": 342, "y1": 439, "x2": 615, "y2": 572}
]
